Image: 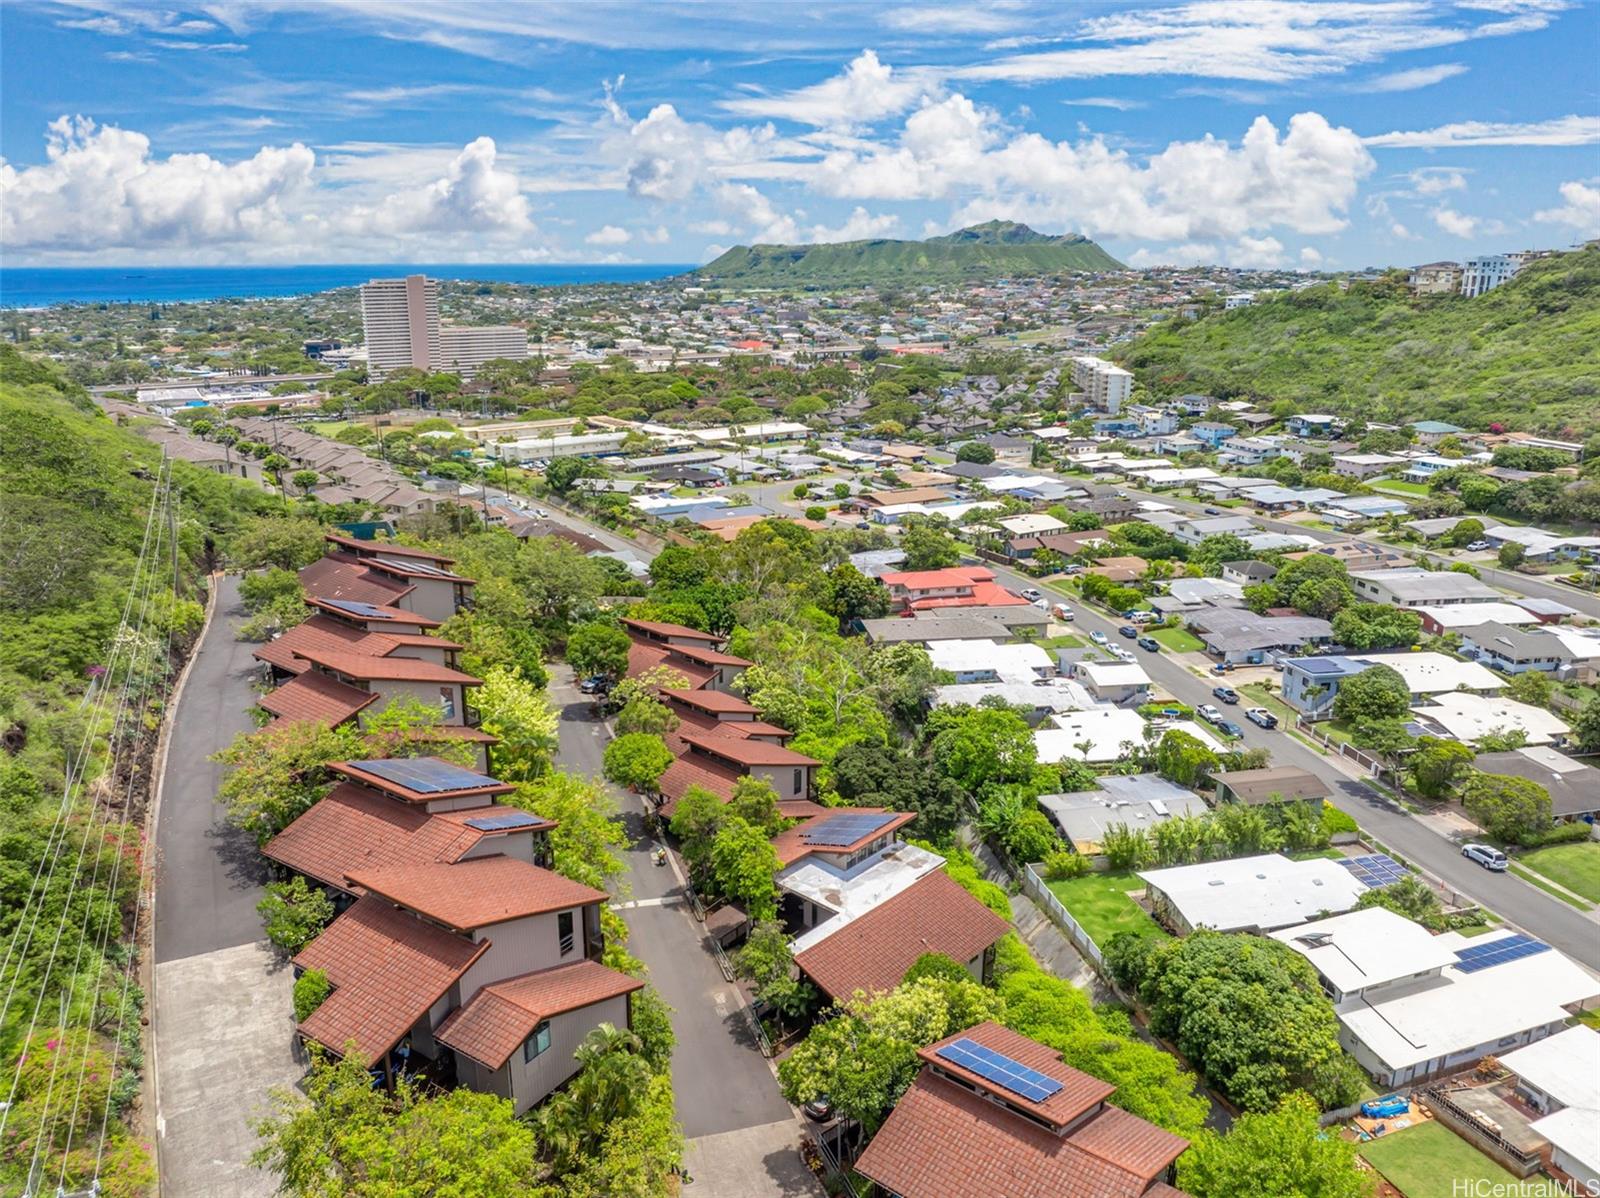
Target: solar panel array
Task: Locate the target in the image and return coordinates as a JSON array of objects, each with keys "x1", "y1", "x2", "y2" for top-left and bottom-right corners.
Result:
[
  {"x1": 1453, "y1": 933, "x2": 1551, "y2": 974},
  {"x1": 324, "y1": 598, "x2": 390, "y2": 619},
  {"x1": 799, "y1": 812, "x2": 897, "y2": 847},
  {"x1": 1294, "y1": 657, "x2": 1352, "y2": 676},
  {"x1": 1337, "y1": 854, "x2": 1409, "y2": 889},
  {"x1": 934, "y1": 1038, "x2": 1064, "y2": 1104},
  {"x1": 464, "y1": 810, "x2": 543, "y2": 832},
  {"x1": 356, "y1": 757, "x2": 493, "y2": 794}
]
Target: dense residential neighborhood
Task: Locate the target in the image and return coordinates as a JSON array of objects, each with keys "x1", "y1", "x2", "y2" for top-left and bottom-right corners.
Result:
[{"x1": 6, "y1": 244, "x2": 1600, "y2": 1198}]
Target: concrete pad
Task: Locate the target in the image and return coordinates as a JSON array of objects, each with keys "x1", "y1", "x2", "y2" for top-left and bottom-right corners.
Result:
[
  {"x1": 681, "y1": 1118, "x2": 823, "y2": 1198},
  {"x1": 155, "y1": 940, "x2": 304, "y2": 1198}
]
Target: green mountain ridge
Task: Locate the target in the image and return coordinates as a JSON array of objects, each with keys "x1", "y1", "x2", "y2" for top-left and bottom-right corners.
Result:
[
  {"x1": 694, "y1": 221, "x2": 1123, "y2": 284},
  {"x1": 1114, "y1": 247, "x2": 1600, "y2": 438}
]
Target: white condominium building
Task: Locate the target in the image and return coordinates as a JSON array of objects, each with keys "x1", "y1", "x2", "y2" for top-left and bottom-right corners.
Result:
[
  {"x1": 1460, "y1": 255, "x2": 1518, "y2": 298},
  {"x1": 360, "y1": 275, "x2": 441, "y2": 378},
  {"x1": 439, "y1": 325, "x2": 529, "y2": 375},
  {"x1": 360, "y1": 274, "x2": 528, "y2": 380},
  {"x1": 1070, "y1": 355, "x2": 1133, "y2": 414}
]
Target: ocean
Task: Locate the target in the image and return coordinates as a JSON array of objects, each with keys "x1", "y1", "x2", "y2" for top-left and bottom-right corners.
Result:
[{"x1": 0, "y1": 263, "x2": 697, "y2": 308}]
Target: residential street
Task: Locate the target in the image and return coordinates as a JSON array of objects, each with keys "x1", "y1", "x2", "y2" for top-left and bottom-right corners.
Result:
[
  {"x1": 548, "y1": 664, "x2": 819, "y2": 1197},
  {"x1": 152, "y1": 574, "x2": 302, "y2": 1198},
  {"x1": 976, "y1": 554, "x2": 1600, "y2": 970}
]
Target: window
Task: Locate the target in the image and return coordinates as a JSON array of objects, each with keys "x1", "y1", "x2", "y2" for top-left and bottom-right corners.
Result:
[
  {"x1": 793, "y1": 768, "x2": 803, "y2": 794},
  {"x1": 523, "y1": 1020, "x2": 551, "y2": 1063},
  {"x1": 439, "y1": 686, "x2": 455, "y2": 719},
  {"x1": 558, "y1": 911, "x2": 575, "y2": 957}
]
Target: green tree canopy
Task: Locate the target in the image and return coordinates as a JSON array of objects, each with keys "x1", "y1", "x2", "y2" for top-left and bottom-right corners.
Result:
[
  {"x1": 1461, "y1": 771, "x2": 1553, "y2": 844},
  {"x1": 566, "y1": 621, "x2": 632, "y2": 679},
  {"x1": 1179, "y1": 1093, "x2": 1372, "y2": 1198}
]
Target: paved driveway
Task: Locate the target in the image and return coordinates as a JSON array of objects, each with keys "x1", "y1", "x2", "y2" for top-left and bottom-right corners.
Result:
[
  {"x1": 549, "y1": 665, "x2": 817, "y2": 1194},
  {"x1": 152, "y1": 575, "x2": 302, "y2": 1198}
]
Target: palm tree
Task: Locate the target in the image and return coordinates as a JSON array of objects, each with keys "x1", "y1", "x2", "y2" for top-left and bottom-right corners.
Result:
[{"x1": 535, "y1": 1024, "x2": 649, "y2": 1174}]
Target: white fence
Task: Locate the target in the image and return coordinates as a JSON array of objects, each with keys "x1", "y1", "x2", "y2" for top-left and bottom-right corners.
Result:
[{"x1": 1019, "y1": 861, "x2": 1106, "y2": 971}]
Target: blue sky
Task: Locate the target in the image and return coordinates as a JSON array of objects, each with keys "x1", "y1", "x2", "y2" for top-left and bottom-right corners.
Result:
[{"x1": 1, "y1": 0, "x2": 1597, "y2": 269}]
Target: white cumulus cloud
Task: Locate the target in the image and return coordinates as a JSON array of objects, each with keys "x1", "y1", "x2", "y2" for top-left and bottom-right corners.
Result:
[
  {"x1": 1432, "y1": 206, "x2": 1478, "y2": 237},
  {"x1": 585, "y1": 224, "x2": 631, "y2": 245},
  {"x1": 0, "y1": 115, "x2": 312, "y2": 255},
  {"x1": 1534, "y1": 180, "x2": 1600, "y2": 233},
  {"x1": 719, "y1": 50, "x2": 939, "y2": 129},
  {"x1": 336, "y1": 135, "x2": 533, "y2": 238},
  {"x1": 1364, "y1": 63, "x2": 1468, "y2": 92}
]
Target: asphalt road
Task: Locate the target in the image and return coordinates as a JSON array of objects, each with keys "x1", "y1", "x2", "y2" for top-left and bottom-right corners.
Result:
[
  {"x1": 154, "y1": 573, "x2": 277, "y2": 964},
  {"x1": 978, "y1": 555, "x2": 1600, "y2": 971},
  {"x1": 548, "y1": 665, "x2": 795, "y2": 1140}
]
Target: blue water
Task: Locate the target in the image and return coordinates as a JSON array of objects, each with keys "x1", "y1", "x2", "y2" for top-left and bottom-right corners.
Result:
[{"x1": 0, "y1": 263, "x2": 696, "y2": 308}]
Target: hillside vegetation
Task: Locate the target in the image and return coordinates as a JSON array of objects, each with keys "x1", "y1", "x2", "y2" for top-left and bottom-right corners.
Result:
[
  {"x1": 695, "y1": 220, "x2": 1123, "y2": 284},
  {"x1": 1116, "y1": 247, "x2": 1600, "y2": 437}
]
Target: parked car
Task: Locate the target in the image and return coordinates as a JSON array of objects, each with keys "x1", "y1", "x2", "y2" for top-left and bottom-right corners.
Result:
[
  {"x1": 1118, "y1": 625, "x2": 1139, "y2": 638},
  {"x1": 1053, "y1": 603, "x2": 1075, "y2": 621},
  {"x1": 1462, "y1": 843, "x2": 1509, "y2": 872},
  {"x1": 578, "y1": 675, "x2": 610, "y2": 695},
  {"x1": 802, "y1": 1096, "x2": 834, "y2": 1122},
  {"x1": 1060, "y1": 564, "x2": 1086, "y2": 575},
  {"x1": 1089, "y1": 631, "x2": 1109, "y2": 646},
  {"x1": 1244, "y1": 706, "x2": 1278, "y2": 729},
  {"x1": 1109, "y1": 646, "x2": 1136, "y2": 662},
  {"x1": 1203, "y1": 507, "x2": 1221, "y2": 515},
  {"x1": 1033, "y1": 598, "x2": 1050, "y2": 611},
  {"x1": 1125, "y1": 610, "x2": 1158, "y2": 624},
  {"x1": 1466, "y1": 539, "x2": 1491, "y2": 551},
  {"x1": 533, "y1": 508, "x2": 550, "y2": 519},
  {"x1": 1136, "y1": 636, "x2": 1161, "y2": 652},
  {"x1": 1212, "y1": 685, "x2": 1240, "y2": 704},
  {"x1": 1216, "y1": 719, "x2": 1244, "y2": 738},
  {"x1": 1021, "y1": 588, "x2": 1043, "y2": 601},
  {"x1": 1361, "y1": 1096, "x2": 1410, "y2": 1119},
  {"x1": 1197, "y1": 704, "x2": 1224, "y2": 723},
  {"x1": 1211, "y1": 662, "x2": 1235, "y2": 674}
]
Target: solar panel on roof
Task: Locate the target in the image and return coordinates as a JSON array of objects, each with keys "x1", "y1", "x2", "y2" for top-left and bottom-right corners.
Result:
[
  {"x1": 464, "y1": 810, "x2": 543, "y2": 832},
  {"x1": 324, "y1": 598, "x2": 389, "y2": 618},
  {"x1": 355, "y1": 758, "x2": 494, "y2": 793},
  {"x1": 1295, "y1": 658, "x2": 1349, "y2": 675},
  {"x1": 799, "y1": 812, "x2": 897, "y2": 847},
  {"x1": 1337, "y1": 854, "x2": 1409, "y2": 889},
  {"x1": 1453, "y1": 932, "x2": 1551, "y2": 974},
  {"x1": 934, "y1": 1038, "x2": 1065, "y2": 1104}
]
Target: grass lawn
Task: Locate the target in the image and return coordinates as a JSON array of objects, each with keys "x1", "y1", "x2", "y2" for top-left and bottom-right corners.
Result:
[
  {"x1": 1043, "y1": 634, "x2": 1085, "y2": 648},
  {"x1": 1454, "y1": 920, "x2": 1502, "y2": 938},
  {"x1": 1320, "y1": 719, "x2": 1357, "y2": 746},
  {"x1": 1577, "y1": 1008, "x2": 1600, "y2": 1030},
  {"x1": 1516, "y1": 842, "x2": 1600, "y2": 903},
  {"x1": 1239, "y1": 682, "x2": 1298, "y2": 726},
  {"x1": 1045, "y1": 870, "x2": 1168, "y2": 949},
  {"x1": 1359, "y1": 1122, "x2": 1522, "y2": 1198},
  {"x1": 1370, "y1": 478, "x2": 1432, "y2": 496},
  {"x1": 1509, "y1": 863, "x2": 1595, "y2": 910},
  {"x1": 1149, "y1": 626, "x2": 1205, "y2": 652}
]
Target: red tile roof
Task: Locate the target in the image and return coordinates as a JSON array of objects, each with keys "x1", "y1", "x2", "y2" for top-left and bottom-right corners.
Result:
[
  {"x1": 291, "y1": 646, "x2": 480, "y2": 684},
  {"x1": 435, "y1": 961, "x2": 644, "y2": 1070},
  {"x1": 907, "y1": 583, "x2": 1029, "y2": 610},
  {"x1": 769, "y1": 809, "x2": 917, "y2": 868},
  {"x1": 253, "y1": 615, "x2": 372, "y2": 674},
  {"x1": 627, "y1": 640, "x2": 715, "y2": 689},
  {"x1": 620, "y1": 617, "x2": 722, "y2": 643},
  {"x1": 678, "y1": 732, "x2": 818, "y2": 768},
  {"x1": 259, "y1": 671, "x2": 378, "y2": 726},
  {"x1": 663, "y1": 712, "x2": 792, "y2": 756},
  {"x1": 655, "y1": 754, "x2": 743, "y2": 812},
  {"x1": 332, "y1": 758, "x2": 515, "y2": 802},
  {"x1": 294, "y1": 895, "x2": 487, "y2": 1063},
  {"x1": 347, "y1": 855, "x2": 608, "y2": 931},
  {"x1": 664, "y1": 643, "x2": 754, "y2": 668},
  {"x1": 880, "y1": 566, "x2": 994, "y2": 589},
  {"x1": 855, "y1": 1067, "x2": 1188, "y2": 1198},
  {"x1": 779, "y1": 799, "x2": 832, "y2": 820},
  {"x1": 661, "y1": 688, "x2": 760, "y2": 715},
  {"x1": 306, "y1": 595, "x2": 441, "y2": 627},
  {"x1": 919, "y1": 1021, "x2": 1113, "y2": 1129},
  {"x1": 299, "y1": 554, "x2": 414, "y2": 607},
  {"x1": 324, "y1": 533, "x2": 455, "y2": 564},
  {"x1": 794, "y1": 870, "x2": 1009, "y2": 1002}
]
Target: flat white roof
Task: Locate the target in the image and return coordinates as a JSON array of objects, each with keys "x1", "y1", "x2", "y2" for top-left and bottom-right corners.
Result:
[
  {"x1": 1271, "y1": 907, "x2": 1459, "y2": 996},
  {"x1": 931, "y1": 679, "x2": 1096, "y2": 712},
  {"x1": 1500, "y1": 1025, "x2": 1600, "y2": 1111},
  {"x1": 996, "y1": 513, "x2": 1068, "y2": 535},
  {"x1": 927, "y1": 639, "x2": 1052, "y2": 681},
  {"x1": 1411, "y1": 691, "x2": 1571, "y2": 746},
  {"x1": 1409, "y1": 602, "x2": 1541, "y2": 629},
  {"x1": 1336, "y1": 930, "x2": 1599, "y2": 1071},
  {"x1": 1034, "y1": 707, "x2": 1150, "y2": 764},
  {"x1": 1353, "y1": 651, "x2": 1504, "y2": 694},
  {"x1": 1543, "y1": 626, "x2": 1600, "y2": 659},
  {"x1": 1075, "y1": 659, "x2": 1152, "y2": 688},
  {"x1": 1531, "y1": 1105, "x2": 1600, "y2": 1177},
  {"x1": 783, "y1": 843, "x2": 946, "y2": 954},
  {"x1": 1138, "y1": 853, "x2": 1366, "y2": 932}
]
